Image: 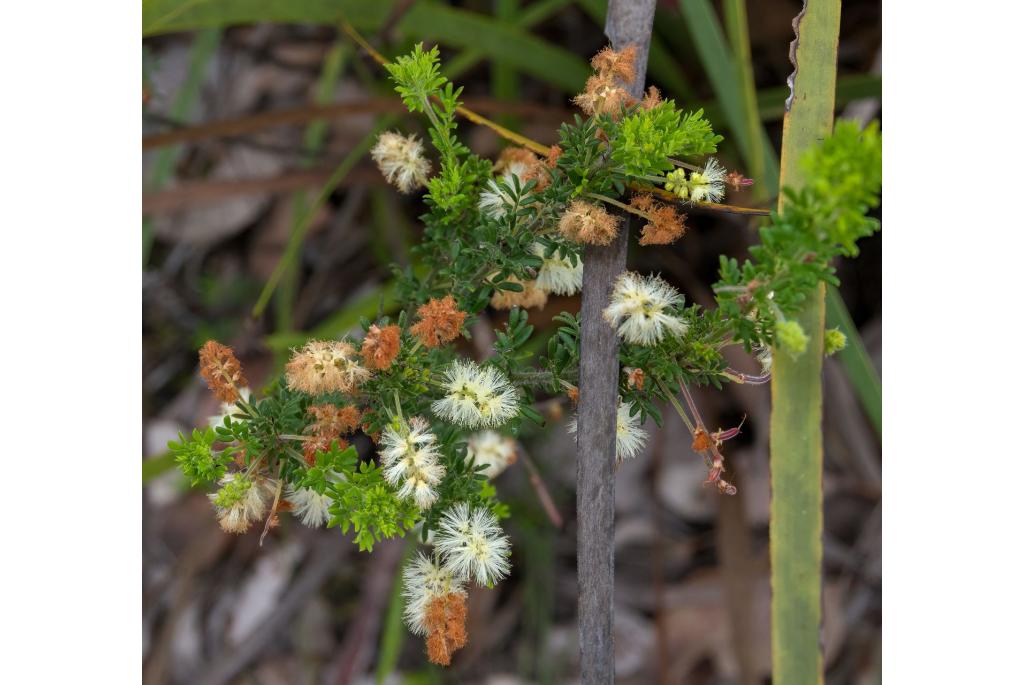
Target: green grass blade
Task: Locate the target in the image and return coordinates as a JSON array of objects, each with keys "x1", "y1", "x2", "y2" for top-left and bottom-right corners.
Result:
[
  {"x1": 275, "y1": 42, "x2": 349, "y2": 334},
  {"x1": 142, "y1": 27, "x2": 220, "y2": 266},
  {"x1": 142, "y1": 451, "x2": 176, "y2": 484},
  {"x1": 143, "y1": 0, "x2": 590, "y2": 93},
  {"x1": 492, "y1": 0, "x2": 521, "y2": 129},
  {"x1": 375, "y1": 540, "x2": 414, "y2": 684},
  {"x1": 444, "y1": 0, "x2": 574, "y2": 79},
  {"x1": 722, "y1": 0, "x2": 766, "y2": 199},
  {"x1": 397, "y1": 3, "x2": 589, "y2": 92},
  {"x1": 676, "y1": 0, "x2": 780, "y2": 194},
  {"x1": 252, "y1": 120, "x2": 390, "y2": 319},
  {"x1": 769, "y1": 1, "x2": 841, "y2": 683},
  {"x1": 825, "y1": 284, "x2": 881, "y2": 435}
]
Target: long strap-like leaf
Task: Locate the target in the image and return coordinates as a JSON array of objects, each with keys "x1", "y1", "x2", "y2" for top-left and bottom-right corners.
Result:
[{"x1": 770, "y1": 1, "x2": 841, "y2": 683}]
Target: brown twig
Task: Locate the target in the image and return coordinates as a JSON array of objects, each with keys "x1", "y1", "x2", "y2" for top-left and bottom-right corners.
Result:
[
  {"x1": 519, "y1": 449, "x2": 564, "y2": 528},
  {"x1": 143, "y1": 97, "x2": 571, "y2": 151},
  {"x1": 141, "y1": 166, "x2": 382, "y2": 214}
]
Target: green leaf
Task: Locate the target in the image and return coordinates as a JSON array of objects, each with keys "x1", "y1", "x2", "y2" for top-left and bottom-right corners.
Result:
[{"x1": 769, "y1": 2, "x2": 842, "y2": 683}]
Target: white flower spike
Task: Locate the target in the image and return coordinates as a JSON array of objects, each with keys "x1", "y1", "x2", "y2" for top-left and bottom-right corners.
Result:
[
  {"x1": 687, "y1": 157, "x2": 727, "y2": 204},
  {"x1": 568, "y1": 398, "x2": 648, "y2": 462},
  {"x1": 432, "y1": 360, "x2": 519, "y2": 429},
  {"x1": 466, "y1": 430, "x2": 518, "y2": 480},
  {"x1": 285, "y1": 485, "x2": 333, "y2": 527},
  {"x1": 531, "y1": 243, "x2": 583, "y2": 296},
  {"x1": 602, "y1": 271, "x2": 688, "y2": 346},
  {"x1": 434, "y1": 503, "x2": 511, "y2": 586},
  {"x1": 379, "y1": 417, "x2": 446, "y2": 510},
  {"x1": 371, "y1": 131, "x2": 432, "y2": 193},
  {"x1": 401, "y1": 552, "x2": 467, "y2": 635}
]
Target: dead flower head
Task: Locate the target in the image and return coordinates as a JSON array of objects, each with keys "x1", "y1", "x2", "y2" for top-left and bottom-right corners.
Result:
[
  {"x1": 361, "y1": 324, "x2": 401, "y2": 371},
  {"x1": 640, "y1": 85, "x2": 662, "y2": 110},
  {"x1": 410, "y1": 295, "x2": 467, "y2": 348},
  {"x1": 624, "y1": 366, "x2": 645, "y2": 391},
  {"x1": 490, "y1": 276, "x2": 548, "y2": 310},
  {"x1": 590, "y1": 44, "x2": 638, "y2": 83},
  {"x1": 303, "y1": 435, "x2": 348, "y2": 466},
  {"x1": 371, "y1": 131, "x2": 432, "y2": 193},
  {"x1": 307, "y1": 404, "x2": 361, "y2": 438},
  {"x1": 199, "y1": 340, "x2": 247, "y2": 404},
  {"x1": 545, "y1": 144, "x2": 563, "y2": 169},
  {"x1": 558, "y1": 200, "x2": 621, "y2": 246},
  {"x1": 425, "y1": 592, "x2": 469, "y2": 666},
  {"x1": 285, "y1": 340, "x2": 370, "y2": 395},
  {"x1": 629, "y1": 193, "x2": 688, "y2": 246},
  {"x1": 573, "y1": 74, "x2": 631, "y2": 118}
]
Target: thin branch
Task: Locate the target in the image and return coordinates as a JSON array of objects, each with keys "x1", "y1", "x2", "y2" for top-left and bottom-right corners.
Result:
[{"x1": 519, "y1": 448, "x2": 564, "y2": 528}]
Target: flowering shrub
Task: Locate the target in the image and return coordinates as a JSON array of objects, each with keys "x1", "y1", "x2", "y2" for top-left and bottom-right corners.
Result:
[{"x1": 167, "y1": 43, "x2": 881, "y2": 665}]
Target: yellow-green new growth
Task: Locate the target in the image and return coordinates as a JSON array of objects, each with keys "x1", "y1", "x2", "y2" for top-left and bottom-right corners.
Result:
[{"x1": 776, "y1": 320, "x2": 809, "y2": 357}]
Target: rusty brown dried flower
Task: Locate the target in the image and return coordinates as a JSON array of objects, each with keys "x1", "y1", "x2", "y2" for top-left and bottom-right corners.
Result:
[
  {"x1": 307, "y1": 404, "x2": 361, "y2": 438},
  {"x1": 625, "y1": 366, "x2": 645, "y2": 391},
  {"x1": 590, "y1": 45, "x2": 637, "y2": 84},
  {"x1": 410, "y1": 295, "x2": 467, "y2": 348},
  {"x1": 545, "y1": 144, "x2": 563, "y2": 168},
  {"x1": 424, "y1": 592, "x2": 468, "y2": 666},
  {"x1": 629, "y1": 193, "x2": 688, "y2": 245},
  {"x1": 360, "y1": 324, "x2": 401, "y2": 370},
  {"x1": 495, "y1": 146, "x2": 548, "y2": 190},
  {"x1": 573, "y1": 74, "x2": 631, "y2": 118},
  {"x1": 303, "y1": 435, "x2": 348, "y2": 466},
  {"x1": 198, "y1": 340, "x2": 247, "y2": 403},
  {"x1": 558, "y1": 200, "x2": 621, "y2": 246},
  {"x1": 640, "y1": 85, "x2": 662, "y2": 110}
]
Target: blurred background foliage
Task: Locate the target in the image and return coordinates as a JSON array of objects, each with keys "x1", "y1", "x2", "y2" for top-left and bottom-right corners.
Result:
[{"x1": 142, "y1": 1, "x2": 880, "y2": 683}]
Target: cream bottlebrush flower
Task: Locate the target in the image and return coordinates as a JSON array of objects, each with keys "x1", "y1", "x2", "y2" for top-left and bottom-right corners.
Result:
[
  {"x1": 687, "y1": 157, "x2": 727, "y2": 204},
  {"x1": 531, "y1": 243, "x2": 582, "y2": 296},
  {"x1": 466, "y1": 430, "x2": 518, "y2": 480},
  {"x1": 208, "y1": 474, "x2": 275, "y2": 534},
  {"x1": 208, "y1": 386, "x2": 251, "y2": 430},
  {"x1": 434, "y1": 503, "x2": 511, "y2": 586},
  {"x1": 379, "y1": 417, "x2": 446, "y2": 509},
  {"x1": 402, "y1": 552, "x2": 467, "y2": 636},
  {"x1": 285, "y1": 485, "x2": 333, "y2": 527},
  {"x1": 371, "y1": 131, "x2": 432, "y2": 193},
  {"x1": 755, "y1": 346, "x2": 773, "y2": 375},
  {"x1": 489, "y1": 276, "x2": 548, "y2": 310},
  {"x1": 568, "y1": 399, "x2": 648, "y2": 462},
  {"x1": 285, "y1": 340, "x2": 371, "y2": 395},
  {"x1": 602, "y1": 271, "x2": 688, "y2": 346},
  {"x1": 432, "y1": 360, "x2": 519, "y2": 429},
  {"x1": 558, "y1": 200, "x2": 620, "y2": 246}
]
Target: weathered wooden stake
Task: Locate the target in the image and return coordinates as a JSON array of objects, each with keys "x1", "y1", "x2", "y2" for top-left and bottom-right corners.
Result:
[{"x1": 576, "y1": 2, "x2": 656, "y2": 682}]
